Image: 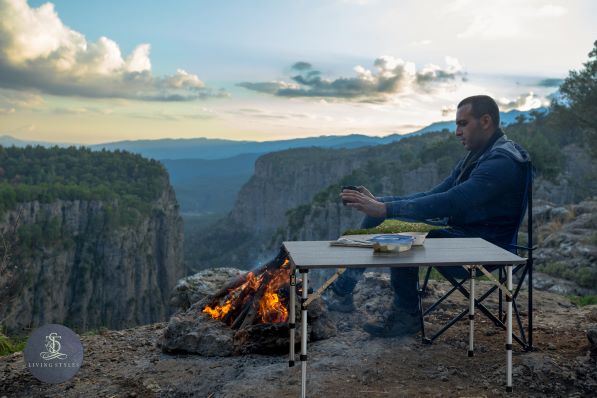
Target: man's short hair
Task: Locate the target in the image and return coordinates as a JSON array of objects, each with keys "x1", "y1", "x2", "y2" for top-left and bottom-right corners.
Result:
[{"x1": 457, "y1": 95, "x2": 500, "y2": 127}]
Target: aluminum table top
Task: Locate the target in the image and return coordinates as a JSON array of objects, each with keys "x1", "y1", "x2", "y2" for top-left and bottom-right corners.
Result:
[{"x1": 283, "y1": 236, "x2": 526, "y2": 269}]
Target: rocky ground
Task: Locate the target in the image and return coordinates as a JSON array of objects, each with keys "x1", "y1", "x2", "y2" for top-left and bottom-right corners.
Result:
[{"x1": 1, "y1": 271, "x2": 596, "y2": 397}]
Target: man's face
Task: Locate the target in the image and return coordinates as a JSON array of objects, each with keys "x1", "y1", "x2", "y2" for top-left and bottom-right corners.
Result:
[{"x1": 455, "y1": 104, "x2": 483, "y2": 151}]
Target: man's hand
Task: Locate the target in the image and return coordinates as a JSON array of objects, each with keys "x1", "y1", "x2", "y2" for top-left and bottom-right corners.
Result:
[
  {"x1": 340, "y1": 190, "x2": 387, "y2": 218},
  {"x1": 355, "y1": 185, "x2": 375, "y2": 199}
]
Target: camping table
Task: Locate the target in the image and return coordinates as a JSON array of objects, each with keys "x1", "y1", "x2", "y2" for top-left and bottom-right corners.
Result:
[{"x1": 283, "y1": 237, "x2": 527, "y2": 397}]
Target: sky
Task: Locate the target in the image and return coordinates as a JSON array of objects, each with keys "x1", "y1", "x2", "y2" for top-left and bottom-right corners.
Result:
[{"x1": 0, "y1": 0, "x2": 595, "y2": 144}]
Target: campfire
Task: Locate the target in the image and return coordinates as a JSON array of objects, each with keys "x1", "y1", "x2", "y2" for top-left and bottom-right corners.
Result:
[
  {"x1": 202, "y1": 258, "x2": 291, "y2": 329},
  {"x1": 160, "y1": 249, "x2": 336, "y2": 356}
]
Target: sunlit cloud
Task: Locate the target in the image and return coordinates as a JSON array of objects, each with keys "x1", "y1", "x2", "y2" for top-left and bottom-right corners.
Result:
[
  {"x1": 225, "y1": 108, "x2": 311, "y2": 120},
  {"x1": 0, "y1": 88, "x2": 45, "y2": 112},
  {"x1": 497, "y1": 92, "x2": 551, "y2": 111},
  {"x1": 0, "y1": 0, "x2": 225, "y2": 101},
  {"x1": 238, "y1": 56, "x2": 465, "y2": 102},
  {"x1": 448, "y1": 0, "x2": 568, "y2": 39}
]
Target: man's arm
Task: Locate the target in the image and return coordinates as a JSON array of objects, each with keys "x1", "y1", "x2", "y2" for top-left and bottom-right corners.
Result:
[
  {"x1": 377, "y1": 160, "x2": 463, "y2": 203},
  {"x1": 384, "y1": 155, "x2": 522, "y2": 220}
]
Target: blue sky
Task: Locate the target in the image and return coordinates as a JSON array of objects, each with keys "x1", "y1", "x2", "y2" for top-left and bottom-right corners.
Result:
[{"x1": 1, "y1": 0, "x2": 596, "y2": 144}]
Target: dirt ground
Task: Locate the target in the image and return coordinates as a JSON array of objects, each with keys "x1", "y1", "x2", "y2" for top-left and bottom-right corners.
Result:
[{"x1": 1, "y1": 280, "x2": 596, "y2": 397}]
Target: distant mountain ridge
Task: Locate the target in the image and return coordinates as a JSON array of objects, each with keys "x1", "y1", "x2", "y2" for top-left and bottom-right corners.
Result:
[{"x1": 1, "y1": 107, "x2": 548, "y2": 160}]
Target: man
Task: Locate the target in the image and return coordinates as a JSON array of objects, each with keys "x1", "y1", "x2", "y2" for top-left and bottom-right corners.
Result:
[{"x1": 329, "y1": 95, "x2": 531, "y2": 338}]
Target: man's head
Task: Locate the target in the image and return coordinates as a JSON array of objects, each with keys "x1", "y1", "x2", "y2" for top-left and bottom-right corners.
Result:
[{"x1": 455, "y1": 95, "x2": 500, "y2": 151}]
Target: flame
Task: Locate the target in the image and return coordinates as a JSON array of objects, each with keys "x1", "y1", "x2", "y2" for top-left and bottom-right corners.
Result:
[
  {"x1": 203, "y1": 258, "x2": 291, "y2": 325},
  {"x1": 257, "y1": 259, "x2": 290, "y2": 323},
  {"x1": 258, "y1": 291, "x2": 288, "y2": 323},
  {"x1": 202, "y1": 298, "x2": 233, "y2": 320}
]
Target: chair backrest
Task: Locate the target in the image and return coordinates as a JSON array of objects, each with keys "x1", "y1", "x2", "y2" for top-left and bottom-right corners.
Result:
[{"x1": 509, "y1": 161, "x2": 534, "y2": 255}]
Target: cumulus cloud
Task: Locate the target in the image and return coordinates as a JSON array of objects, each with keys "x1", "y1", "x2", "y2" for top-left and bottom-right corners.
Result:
[
  {"x1": 497, "y1": 92, "x2": 550, "y2": 111},
  {"x1": 238, "y1": 55, "x2": 464, "y2": 101},
  {"x1": 0, "y1": 0, "x2": 224, "y2": 101}
]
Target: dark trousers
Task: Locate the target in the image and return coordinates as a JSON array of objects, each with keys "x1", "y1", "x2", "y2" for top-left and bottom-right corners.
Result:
[{"x1": 331, "y1": 216, "x2": 495, "y2": 310}]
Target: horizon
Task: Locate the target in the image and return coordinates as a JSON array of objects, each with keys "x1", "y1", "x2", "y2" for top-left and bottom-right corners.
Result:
[{"x1": 1, "y1": 0, "x2": 595, "y2": 144}]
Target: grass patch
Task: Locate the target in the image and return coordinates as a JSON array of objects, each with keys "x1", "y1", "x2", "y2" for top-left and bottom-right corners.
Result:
[
  {"x1": 80, "y1": 326, "x2": 108, "y2": 336},
  {"x1": 0, "y1": 333, "x2": 27, "y2": 356},
  {"x1": 344, "y1": 219, "x2": 444, "y2": 235},
  {"x1": 568, "y1": 295, "x2": 597, "y2": 307}
]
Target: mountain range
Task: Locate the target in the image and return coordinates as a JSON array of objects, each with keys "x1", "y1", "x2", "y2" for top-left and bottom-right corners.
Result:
[
  {"x1": 1, "y1": 108, "x2": 546, "y2": 160},
  {"x1": 1, "y1": 107, "x2": 548, "y2": 215}
]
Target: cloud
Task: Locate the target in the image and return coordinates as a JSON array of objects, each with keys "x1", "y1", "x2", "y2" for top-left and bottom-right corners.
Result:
[
  {"x1": 237, "y1": 81, "x2": 299, "y2": 94},
  {"x1": 49, "y1": 106, "x2": 113, "y2": 115},
  {"x1": 0, "y1": 0, "x2": 224, "y2": 101},
  {"x1": 409, "y1": 39, "x2": 432, "y2": 47},
  {"x1": 238, "y1": 55, "x2": 464, "y2": 101},
  {"x1": 225, "y1": 107, "x2": 310, "y2": 120},
  {"x1": 497, "y1": 92, "x2": 550, "y2": 111},
  {"x1": 0, "y1": 88, "x2": 45, "y2": 112},
  {"x1": 448, "y1": 0, "x2": 568, "y2": 39},
  {"x1": 441, "y1": 104, "x2": 456, "y2": 117}
]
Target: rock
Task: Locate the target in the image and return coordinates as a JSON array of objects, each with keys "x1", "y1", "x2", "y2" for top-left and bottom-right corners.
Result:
[
  {"x1": 310, "y1": 314, "x2": 337, "y2": 341},
  {"x1": 162, "y1": 269, "x2": 335, "y2": 356},
  {"x1": 170, "y1": 268, "x2": 245, "y2": 312},
  {"x1": 587, "y1": 326, "x2": 597, "y2": 357},
  {"x1": 0, "y1": 186, "x2": 185, "y2": 333},
  {"x1": 159, "y1": 311, "x2": 235, "y2": 357},
  {"x1": 531, "y1": 272, "x2": 594, "y2": 296},
  {"x1": 533, "y1": 199, "x2": 597, "y2": 295}
]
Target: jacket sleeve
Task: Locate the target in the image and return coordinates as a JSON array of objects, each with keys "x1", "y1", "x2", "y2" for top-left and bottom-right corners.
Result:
[
  {"x1": 377, "y1": 160, "x2": 462, "y2": 203},
  {"x1": 384, "y1": 154, "x2": 522, "y2": 220}
]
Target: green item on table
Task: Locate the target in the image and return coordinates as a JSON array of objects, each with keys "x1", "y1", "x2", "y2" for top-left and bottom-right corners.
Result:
[{"x1": 343, "y1": 219, "x2": 445, "y2": 236}]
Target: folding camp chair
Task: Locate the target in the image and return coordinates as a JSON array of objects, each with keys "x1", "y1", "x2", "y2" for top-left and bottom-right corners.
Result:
[{"x1": 418, "y1": 161, "x2": 536, "y2": 354}]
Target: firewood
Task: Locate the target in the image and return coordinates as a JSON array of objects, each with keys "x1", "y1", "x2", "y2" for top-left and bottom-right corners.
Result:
[
  {"x1": 231, "y1": 300, "x2": 253, "y2": 329},
  {"x1": 239, "y1": 272, "x2": 274, "y2": 329},
  {"x1": 210, "y1": 247, "x2": 285, "y2": 301}
]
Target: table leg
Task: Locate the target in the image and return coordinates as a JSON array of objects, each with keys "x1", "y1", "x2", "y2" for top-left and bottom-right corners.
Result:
[
  {"x1": 289, "y1": 267, "x2": 296, "y2": 367},
  {"x1": 300, "y1": 268, "x2": 308, "y2": 398},
  {"x1": 507, "y1": 264, "x2": 513, "y2": 392},
  {"x1": 468, "y1": 266, "x2": 475, "y2": 357}
]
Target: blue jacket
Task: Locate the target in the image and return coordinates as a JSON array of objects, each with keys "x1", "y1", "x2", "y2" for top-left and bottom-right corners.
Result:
[{"x1": 379, "y1": 132, "x2": 531, "y2": 249}]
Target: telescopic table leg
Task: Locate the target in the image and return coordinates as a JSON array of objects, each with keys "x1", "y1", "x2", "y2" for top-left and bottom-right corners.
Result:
[
  {"x1": 289, "y1": 267, "x2": 296, "y2": 367},
  {"x1": 300, "y1": 268, "x2": 308, "y2": 398},
  {"x1": 506, "y1": 264, "x2": 513, "y2": 392},
  {"x1": 468, "y1": 266, "x2": 475, "y2": 357}
]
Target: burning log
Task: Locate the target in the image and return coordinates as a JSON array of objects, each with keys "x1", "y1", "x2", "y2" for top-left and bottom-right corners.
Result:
[
  {"x1": 202, "y1": 248, "x2": 290, "y2": 329},
  {"x1": 230, "y1": 300, "x2": 253, "y2": 330},
  {"x1": 161, "y1": 249, "x2": 337, "y2": 356},
  {"x1": 208, "y1": 249, "x2": 288, "y2": 301},
  {"x1": 239, "y1": 271, "x2": 275, "y2": 330}
]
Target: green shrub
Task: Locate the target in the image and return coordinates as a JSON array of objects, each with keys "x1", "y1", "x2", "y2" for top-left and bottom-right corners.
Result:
[
  {"x1": 0, "y1": 333, "x2": 27, "y2": 356},
  {"x1": 568, "y1": 295, "x2": 597, "y2": 307}
]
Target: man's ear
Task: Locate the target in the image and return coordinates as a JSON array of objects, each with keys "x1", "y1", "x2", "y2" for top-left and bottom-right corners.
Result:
[{"x1": 480, "y1": 114, "x2": 493, "y2": 130}]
